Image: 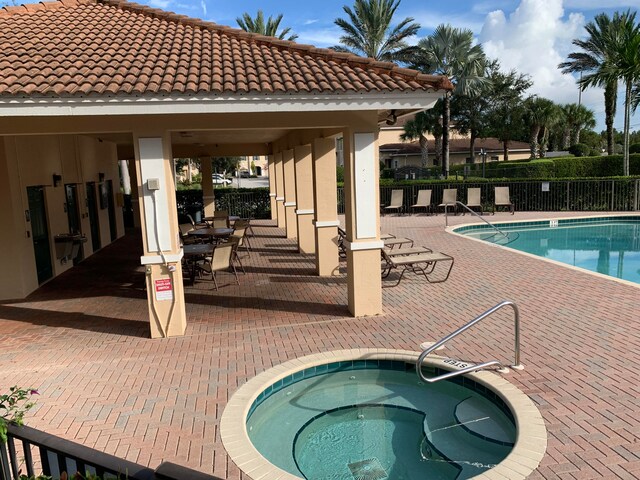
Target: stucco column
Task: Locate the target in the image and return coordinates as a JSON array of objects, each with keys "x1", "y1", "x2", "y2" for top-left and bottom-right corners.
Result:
[
  {"x1": 134, "y1": 132, "x2": 187, "y2": 338},
  {"x1": 200, "y1": 157, "x2": 215, "y2": 217},
  {"x1": 267, "y1": 155, "x2": 277, "y2": 221},
  {"x1": 282, "y1": 149, "x2": 297, "y2": 240},
  {"x1": 274, "y1": 152, "x2": 286, "y2": 229},
  {"x1": 312, "y1": 137, "x2": 340, "y2": 276},
  {"x1": 294, "y1": 145, "x2": 315, "y2": 254},
  {"x1": 343, "y1": 128, "x2": 383, "y2": 317}
]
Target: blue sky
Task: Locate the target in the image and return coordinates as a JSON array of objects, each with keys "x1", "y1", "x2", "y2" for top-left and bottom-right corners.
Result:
[{"x1": 146, "y1": 0, "x2": 640, "y2": 133}]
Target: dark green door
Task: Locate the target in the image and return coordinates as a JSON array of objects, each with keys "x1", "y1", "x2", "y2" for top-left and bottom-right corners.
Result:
[
  {"x1": 106, "y1": 180, "x2": 117, "y2": 241},
  {"x1": 27, "y1": 186, "x2": 53, "y2": 284},
  {"x1": 65, "y1": 184, "x2": 80, "y2": 233},
  {"x1": 86, "y1": 182, "x2": 101, "y2": 252}
]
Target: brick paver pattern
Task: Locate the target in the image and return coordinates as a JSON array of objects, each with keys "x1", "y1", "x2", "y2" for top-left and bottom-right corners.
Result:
[{"x1": 0, "y1": 211, "x2": 638, "y2": 479}]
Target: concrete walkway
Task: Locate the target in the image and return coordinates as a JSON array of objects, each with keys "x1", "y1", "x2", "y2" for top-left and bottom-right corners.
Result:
[{"x1": 0, "y1": 212, "x2": 638, "y2": 479}]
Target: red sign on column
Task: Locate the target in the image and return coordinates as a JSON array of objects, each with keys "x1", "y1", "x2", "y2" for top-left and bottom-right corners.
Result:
[{"x1": 154, "y1": 278, "x2": 173, "y2": 301}]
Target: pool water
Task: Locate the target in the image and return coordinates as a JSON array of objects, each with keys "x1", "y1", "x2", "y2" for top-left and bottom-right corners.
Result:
[
  {"x1": 458, "y1": 217, "x2": 640, "y2": 284},
  {"x1": 247, "y1": 366, "x2": 515, "y2": 480}
]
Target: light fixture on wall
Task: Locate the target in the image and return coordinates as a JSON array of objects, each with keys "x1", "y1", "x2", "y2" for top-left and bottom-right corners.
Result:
[
  {"x1": 98, "y1": 172, "x2": 105, "y2": 182},
  {"x1": 385, "y1": 110, "x2": 398, "y2": 126},
  {"x1": 52, "y1": 173, "x2": 63, "y2": 187}
]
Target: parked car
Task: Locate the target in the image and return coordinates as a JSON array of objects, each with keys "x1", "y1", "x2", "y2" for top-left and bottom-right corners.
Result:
[
  {"x1": 212, "y1": 174, "x2": 232, "y2": 185},
  {"x1": 239, "y1": 170, "x2": 250, "y2": 178}
]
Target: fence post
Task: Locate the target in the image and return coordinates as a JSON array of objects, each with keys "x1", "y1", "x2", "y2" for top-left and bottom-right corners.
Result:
[
  {"x1": 611, "y1": 180, "x2": 615, "y2": 211},
  {"x1": 566, "y1": 181, "x2": 570, "y2": 211},
  {"x1": 635, "y1": 179, "x2": 639, "y2": 211}
]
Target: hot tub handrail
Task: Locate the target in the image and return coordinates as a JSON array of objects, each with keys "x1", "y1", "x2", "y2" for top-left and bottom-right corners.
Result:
[{"x1": 417, "y1": 300, "x2": 522, "y2": 384}]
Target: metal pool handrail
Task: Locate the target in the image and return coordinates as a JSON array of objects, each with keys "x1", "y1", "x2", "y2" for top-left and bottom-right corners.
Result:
[
  {"x1": 417, "y1": 301, "x2": 522, "y2": 384},
  {"x1": 447, "y1": 201, "x2": 520, "y2": 245}
]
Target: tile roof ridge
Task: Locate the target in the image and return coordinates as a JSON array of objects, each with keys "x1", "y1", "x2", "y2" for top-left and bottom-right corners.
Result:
[{"x1": 101, "y1": 0, "x2": 453, "y2": 91}]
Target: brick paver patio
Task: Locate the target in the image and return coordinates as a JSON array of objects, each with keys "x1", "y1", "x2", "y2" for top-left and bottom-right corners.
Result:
[{"x1": 1, "y1": 211, "x2": 638, "y2": 479}]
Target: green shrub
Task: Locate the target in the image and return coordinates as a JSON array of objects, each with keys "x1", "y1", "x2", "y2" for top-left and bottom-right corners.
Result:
[
  {"x1": 381, "y1": 168, "x2": 395, "y2": 179},
  {"x1": 336, "y1": 165, "x2": 344, "y2": 183},
  {"x1": 630, "y1": 143, "x2": 640, "y2": 154},
  {"x1": 568, "y1": 143, "x2": 590, "y2": 157}
]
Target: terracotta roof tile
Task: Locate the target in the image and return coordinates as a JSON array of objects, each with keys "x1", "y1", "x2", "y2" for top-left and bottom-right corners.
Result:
[{"x1": 0, "y1": 0, "x2": 453, "y2": 97}]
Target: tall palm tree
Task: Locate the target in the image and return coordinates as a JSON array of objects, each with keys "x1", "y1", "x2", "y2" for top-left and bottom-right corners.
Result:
[
  {"x1": 413, "y1": 24, "x2": 487, "y2": 177},
  {"x1": 236, "y1": 10, "x2": 298, "y2": 41},
  {"x1": 538, "y1": 103, "x2": 562, "y2": 158},
  {"x1": 523, "y1": 97, "x2": 557, "y2": 159},
  {"x1": 400, "y1": 105, "x2": 443, "y2": 167},
  {"x1": 333, "y1": 0, "x2": 420, "y2": 62},
  {"x1": 560, "y1": 103, "x2": 596, "y2": 147},
  {"x1": 560, "y1": 13, "x2": 623, "y2": 155}
]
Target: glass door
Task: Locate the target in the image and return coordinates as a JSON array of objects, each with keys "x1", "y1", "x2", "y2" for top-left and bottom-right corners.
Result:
[{"x1": 27, "y1": 186, "x2": 53, "y2": 284}]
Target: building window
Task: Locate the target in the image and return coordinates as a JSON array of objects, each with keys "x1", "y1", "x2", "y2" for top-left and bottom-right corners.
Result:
[{"x1": 253, "y1": 155, "x2": 259, "y2": 161}]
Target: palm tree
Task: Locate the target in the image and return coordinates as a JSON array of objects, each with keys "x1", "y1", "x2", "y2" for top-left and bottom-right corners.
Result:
[
  {"x1": 560, "y1": 13, "x2": 623, "y2": 155},
  {"x1": 523, "y1": 97, "x2": 557, "y2": 159},
  {"x1": 236, "y1": 10, "x2": 298, "y2": 41},
  {"x1": 560, "y1": 103, "x2": 596, "y2": 147},
  {"x1": 562, "y1": 10, "x2": 640, "y2": 175},
  {"x1": 400, "y1": 105, "x2": 443, "y2": 167},
  {"x1": 413, "y1": 24, "x2": 487, "y2": 177},
  {"x1": 333, "y1": 0, "x2": 420, "y2": 62},
  {"x1": 538, "y1": 103, "x2": 562, "y2": 158}
]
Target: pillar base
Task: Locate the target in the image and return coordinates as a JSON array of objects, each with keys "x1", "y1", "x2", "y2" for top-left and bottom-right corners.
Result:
[
  {"x1": 285, "y1": 203, "x2": 297, "y2": 240},
  {"x1": 276, "y1": 198, "x2": 286, "y2": 229},
  {"x1": 144, "y1": 262, "x2": 187, "y2": 338},
  {"x1": 346, "y1": 245, "x2": 382, "y2": 316},
  {"x1": 315, "y1": 222, "x2": 340, "y2": 277},
  {"x1": 296, "y1": 211, "x2": 315, "y2": 254}
]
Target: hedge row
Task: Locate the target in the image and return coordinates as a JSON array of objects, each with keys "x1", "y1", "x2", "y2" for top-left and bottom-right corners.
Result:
[{"x1": 449, "y1": 154, "x2": 640, "y2": 179}]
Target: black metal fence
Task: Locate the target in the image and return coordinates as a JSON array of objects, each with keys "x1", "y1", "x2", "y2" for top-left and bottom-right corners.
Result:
[
  {"x1": 176, "y1": 188, "x2": 271, "y2": 222},
  {"x1": 0, "y1": 424, "x2": 222, "y2": 480},
  {"x1": 338, "y1": 178, "x2": 640, "y2": 214}
]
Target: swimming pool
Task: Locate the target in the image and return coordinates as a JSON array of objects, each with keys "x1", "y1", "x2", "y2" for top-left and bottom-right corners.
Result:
[
  {"x1": 454, "y1": 216, "x2": 640, "y2": 285},
  {"x1": 221, "y1": 350, "x2": 547, "y2": 480}
]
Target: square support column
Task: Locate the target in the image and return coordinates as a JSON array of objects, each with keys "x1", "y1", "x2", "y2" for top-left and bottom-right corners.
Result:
[
  {"x1": 274, "y1": 152, "x2": 286, "y2": 229},
  {"x1": 343, "y1": 129, "x2": 383, "y2": 316},
  {"x1": 282, "y1": 149, "x2": 297, "y2": 240},
  {"x1": 267, "y1": 155, "x2": 277, "y2": 221},
  {"x1": 294, "y1": 145, "x2": 315, "y2": 254},
  {"x1": 312, "y1": 137, "x2": 340, "y2": 276},
  {"x1": 134, "y1": 132, "x2": 187, "y2": 338},
  {"x1": 200, "y1": 157, "x2": 215, "y2": 217}
]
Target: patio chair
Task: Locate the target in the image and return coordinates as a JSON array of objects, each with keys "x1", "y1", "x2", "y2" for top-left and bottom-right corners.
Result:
[
  {"x1": 381, "y1": 249, "x2": 454, "y2": 287},
  {"x1": 494, "y1": 186, "x2": 515, "y2": 214},
  {"x1": 187, "y1": 214, "x2": 207, "y2": 228},
  {"x1": 232, "y1": 220, "x2": 251, "y2": 255},
  {"x1": 464, "y1": 188, "x2": 483, "y2": 215},
  {"x1": 384, "y1": 189, "x2": 404, "y2": 215},
  {"x1": 227, "y1": 236, "x2": 246, "y2": 274},
  {"x1": 410, "y1": 190, "x2": 433, "y2": 214},
  {"x1": 179, "y1": 223, "x2": 200, "y2": 245},
  {"x1": 211, "y1": 216, "x2": 229, "y2": 229},
  {"x1": 201, "y1": 243, "x2": 239, "y2": 290},
  {"x1": 338, "y1": 227, "x2": 347, "y2": 258},
  {"x1": 438, "y1": 189, "x2": 458, "y2": 214},
  {"x1": 383, "y1": 237, "x2": 414, "y2": 250}
]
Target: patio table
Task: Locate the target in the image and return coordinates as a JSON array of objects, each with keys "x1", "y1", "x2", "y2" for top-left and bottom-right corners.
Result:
[
  {"x1": 187, "y1": 227, "x2": 234, "y2": 243},
  {"x1": 182, "y1": 243, "x2": 214, "y2": 284}
]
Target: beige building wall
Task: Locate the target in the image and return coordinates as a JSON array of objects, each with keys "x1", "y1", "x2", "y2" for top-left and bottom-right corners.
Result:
[{"x1": 0, "y1": 134, "x2": 124, "y2": 300}]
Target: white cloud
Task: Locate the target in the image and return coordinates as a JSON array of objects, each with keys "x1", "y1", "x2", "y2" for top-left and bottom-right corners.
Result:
[
  {"x1": 296, "y1": 27, "x2": 342, "y2": 47},
  {"x1": 304, "y1": 19, "x2": 319, "y2": 26},
  {"x1": 479, "y1": 1, "x2": 598, "y2": 114},
  {"x1": 148, "y1": 0, "x2": 171, "y2": 8},
  {"x1": 200, "y1": 0, "x2": 207, "y2": 17}
]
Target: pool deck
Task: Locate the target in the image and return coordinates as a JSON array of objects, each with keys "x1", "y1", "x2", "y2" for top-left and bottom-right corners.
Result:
[{"x1": 1, "y1": 211, "x2": 638, "y2": 479}]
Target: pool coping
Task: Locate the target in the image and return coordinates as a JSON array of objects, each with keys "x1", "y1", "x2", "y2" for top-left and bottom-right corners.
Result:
[
  {"x1": 447, "y1": 213, "x2": 640, "y2": 289},
  {"x1": 220, "y1": 349, "x2": 547, "y2": 480}
]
